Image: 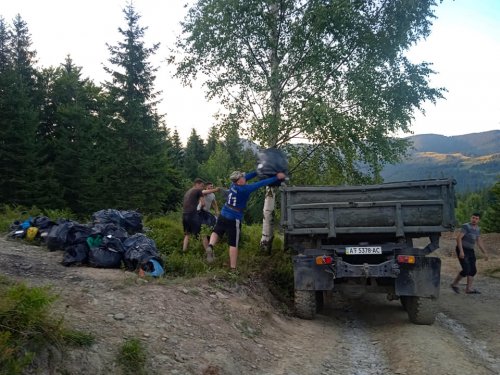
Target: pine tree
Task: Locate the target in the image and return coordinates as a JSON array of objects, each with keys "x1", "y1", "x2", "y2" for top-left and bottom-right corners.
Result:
[
  {"x1": 169, "y1": 128, "x2": 184, "y2": 171},
  {"x1": 205, "y1": 126, "x2": 219, "y2": 158},
  {"x1": 98, "y1": 3, "x2": 180, "y2": 212},
  {"x1": 0, "y1": 15, "x2": 39, "y2": 206},
  {"x1": 0, "y1": 17, "x2": 9, "y2": 70},
  {"x1": 37, "y1": 57, "x2": 105, "y2": 213},
  {"x1": 183, "y1": 129, "x2": 206, "y2": 181},
  {"x1": 482, "y1": 180, "x2": 500, "y2": 233}
]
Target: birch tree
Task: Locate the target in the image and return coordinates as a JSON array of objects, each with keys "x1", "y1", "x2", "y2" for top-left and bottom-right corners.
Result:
[{"x1": 172, "y1": 0, "x2": 445, "y2": 250}]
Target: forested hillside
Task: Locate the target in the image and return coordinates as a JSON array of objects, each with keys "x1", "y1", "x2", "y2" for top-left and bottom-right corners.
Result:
[
  {"x1": 381, "y1": 131, "x2": 500, "y2": 192},
  {"x1": 1, "y1": 3, "x2": 495, "y2": 220}
]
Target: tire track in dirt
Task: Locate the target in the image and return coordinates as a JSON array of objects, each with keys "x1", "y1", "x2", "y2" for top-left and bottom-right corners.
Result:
[{"x1": 436, "y1": 312, "x2": 500, "y2": 374}]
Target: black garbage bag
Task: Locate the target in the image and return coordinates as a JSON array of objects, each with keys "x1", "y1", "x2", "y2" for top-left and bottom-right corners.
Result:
[
  {"x1": 91, "y1": 209, "x2": 143, "y2": 234},
  {"x1": 91, "y1": 223, "x2": 128, "y2": 241},
  {"x1": 67, "y1": 224, "x2": 93, "y2": 246},
  {"x1": 31, "y1": 216, "x2": 57, "y2": 244},
  {"x1": 31, "y1": 216, "x2": 55, "y2": 230},
  {"x1": 123, "y1": 233, "x2": 160, "y2": 271},
  {"x1": 46, "y1": 220, "x2": 74, "y2": 251},
  {"x1": 88, "y1": 236, "x2": 124, "y2": 268},
  {"x1": 62, "y1": 243, "x2": 89, "y2": 266},
  {"x1": 92, "y1": 209, "x2": 124, "y2": 226},
  {"x1": 121, "y1": 211, "x2": 143, "y2": 234},
  {"x1": 256, "y1": 148, "x2": 289, "y2": 186}
]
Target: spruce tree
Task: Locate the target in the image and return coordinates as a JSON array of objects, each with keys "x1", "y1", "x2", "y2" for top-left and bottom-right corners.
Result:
[
  {"x1": 0, "y1": 15, "x2": 39, "y2": 206},
  {"x1": 205, "y1": 126, "x2": 219, "y2": 158},
  {"x1": 37, "y1": 57, "x2": 105, "y2": 213},
  {"x1": 168, "y1": 128, "x2": 184, "y2": 171},
  {"x1": 482, "y1": 180, "x2": 500, "y2": 233},
  {"x1": 183, "y1": 129, "x2": 206, "y2": 181},
  {"x1": 99, "y1": 3, "x2": 180, "y2": 212}
]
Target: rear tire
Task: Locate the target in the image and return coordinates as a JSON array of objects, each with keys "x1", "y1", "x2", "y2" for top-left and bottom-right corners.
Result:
[
  {"x1": 295, "y1": 290, "x2": 317, "y2": 319},
  {"x1": 316, "y1": 291, "x2": 324, "y2": 313},
  {"x1": 400, "y1": 296, "x2": 409, "y2": 311},
  {"x1": 406, "y1": 296, "x2": 438, "y2": 325}
]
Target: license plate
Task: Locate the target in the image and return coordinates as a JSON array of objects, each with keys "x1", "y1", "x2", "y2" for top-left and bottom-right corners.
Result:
[{"x1": 345, "y1": 246, "x2": 382, "y2": 255}]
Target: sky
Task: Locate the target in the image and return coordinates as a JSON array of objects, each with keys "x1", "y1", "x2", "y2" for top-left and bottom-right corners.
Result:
[{"x1": 1, "y1": 0, "x2": 499, "y2": 143}]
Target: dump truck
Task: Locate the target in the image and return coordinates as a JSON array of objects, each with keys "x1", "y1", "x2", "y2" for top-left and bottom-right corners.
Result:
[{"x1": 281, "y1": 178, "x2": 456, "y2": 325}]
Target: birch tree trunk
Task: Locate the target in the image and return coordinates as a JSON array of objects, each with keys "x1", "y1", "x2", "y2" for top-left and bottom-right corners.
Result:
[
  {"x1": 260, "y1": 2, "x2": 280, "y2": 253},
  {"x1": 260, "y1": 186, "x2": 276, "y2": 253}
]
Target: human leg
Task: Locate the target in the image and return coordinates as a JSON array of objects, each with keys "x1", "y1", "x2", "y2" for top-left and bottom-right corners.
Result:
[
  {"x1": 450, "y1": 272, "x2": 462, "y2": 293},
  {"x1": 226, "y1": 219, "x2": 241, "y2": 269},
  {"x1": 465, "y1": 251, "x2": 478, "y2": 293},
  {"x1": 183, "y1": 234, "x2": 189, "y2": 252},
  {"x1": 229, "y1": 246, "x2": 238, "y2": 269},
  {"x1": 206, "y1": 219, "x2": 224, "y2": 263},
  {"x1": 208, "y1": 232, "x2": 219, "y2": 248},
  {"x1": 202, "y1": 236, "x2": 209, "y2": 251}
]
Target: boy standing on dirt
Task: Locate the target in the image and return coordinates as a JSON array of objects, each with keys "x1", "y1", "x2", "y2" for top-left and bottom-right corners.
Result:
[
  {"x1": 450, "y1": 213, "x2": 489, "y2": 294},
  {"x1": 205, "y1": 170, "x2": 286, "y2": 268}
]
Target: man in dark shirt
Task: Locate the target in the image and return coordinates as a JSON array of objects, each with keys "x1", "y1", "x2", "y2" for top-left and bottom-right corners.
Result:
[
  {"x1": 182, "y1": 178, "x2": 219, "y2": 252},
  {"x1": 450, "y1": 213, "x2": 489, "y2": 294}
]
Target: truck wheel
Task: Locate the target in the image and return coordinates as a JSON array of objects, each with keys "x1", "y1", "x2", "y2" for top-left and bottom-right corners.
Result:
[
  {"x1": 406, "y1": 296, "x2": 438, "y2": 325},
  {"x1": 400, "y1": 296, "x2": 409, "y2": 311},
  {"x1": 295, "y1": 290, "x2": 317, "y2": 319},
  {"x1": 316, "y1": 291, "x2": 324, "y2": 313}
]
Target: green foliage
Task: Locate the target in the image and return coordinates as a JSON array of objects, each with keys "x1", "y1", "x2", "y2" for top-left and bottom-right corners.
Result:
[
  {"x1": 482, "y1": 179, "x2": 500, "y2": 233},
  {"x1": 0, "y1": 277, "x2": 93, "y2": 375},
  {"x1": 0, "y1": 15, "x2": 40, "y2": 207},
  {"x1": 0, "y1": 205, "x2": 30, "y2": 232},
  {"x1": 455, "y1": 190, "x2": 490, "y2": 227},
  {"x1": 145, "y1": 213, "x2": 184, "y2": 255},
  {"x1": 173, "y1": 0, "x2": 444, "y2": 182},
  {"x1": 143, "y1": 214, "x2": 293, "y2": 290},
  {"x1": 0, "y1": 205, "x2": 77, "y2": 233},
  {"x1": 117, "y1": 338, "x2": 147, "y2": 375},
  {"x1": 183, "y1": 129, "x2": 207, "y2": 180}
]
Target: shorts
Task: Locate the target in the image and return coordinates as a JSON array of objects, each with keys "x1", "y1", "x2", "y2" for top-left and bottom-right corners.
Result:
[
  {"x1": 212, "y1": 215, "x2": 241, "y2": 247},
  {"x1": 456, "y1": 246, "x2": 477, "y2": 277},
  {"x1": 183, "y1": 212, "x2": 201, "y2": 236}
]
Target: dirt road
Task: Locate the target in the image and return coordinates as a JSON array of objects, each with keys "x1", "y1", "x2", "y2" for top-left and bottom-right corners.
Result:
[{"x1": 0, "y1": 233, "x2": 499, "y2": 375}]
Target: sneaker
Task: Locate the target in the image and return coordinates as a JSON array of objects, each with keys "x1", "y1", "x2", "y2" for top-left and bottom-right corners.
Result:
[{"x1": 206, "y1": 248, "x2": 214, "y2": 263}]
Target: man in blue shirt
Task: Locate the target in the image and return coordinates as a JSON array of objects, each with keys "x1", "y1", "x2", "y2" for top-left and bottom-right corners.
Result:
[{"x1": 205, "y1": 170, "x2": 286, "y2": 268}]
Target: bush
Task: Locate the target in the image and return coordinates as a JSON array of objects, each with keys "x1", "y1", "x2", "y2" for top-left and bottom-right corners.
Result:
[
  {"x1": 117, "y1": 338, "x2": 147, "y2": 375},
  {"x1": 0, "y1": 276, "x2": 93, "y2": 374}
]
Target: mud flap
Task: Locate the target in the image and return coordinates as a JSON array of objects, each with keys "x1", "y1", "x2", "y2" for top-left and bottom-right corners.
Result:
[
  {"x1": 293, "y1": 255, "x2": 334, "y2": 291},
  {"x1": 395, "y1": 257, "x2": 441, "y2": 298}
]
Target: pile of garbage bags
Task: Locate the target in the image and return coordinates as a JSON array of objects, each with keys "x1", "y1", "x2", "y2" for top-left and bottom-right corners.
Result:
[{"x1": 7, "y1": 209, "x2": 164, "y2": 277}]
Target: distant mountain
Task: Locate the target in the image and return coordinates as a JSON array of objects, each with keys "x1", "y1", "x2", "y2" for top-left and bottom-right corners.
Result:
[
  {"x1": 242, "y1": 131, "x2": 499, "y2": 192},
  {"x1": 381, "y1": 131, "x2": 500, "y2": 192},
  {"x1": 408, "y1": 130, "x2": 500, "y2": 156}
]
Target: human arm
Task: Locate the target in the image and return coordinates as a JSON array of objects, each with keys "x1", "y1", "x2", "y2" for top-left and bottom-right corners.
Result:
[
  {"x1": 202, "y1": 187, "x2": 220, "y2": 195},
  {"x1": 212, "y1": 198, "x2": 219, "y2": 216},
  {"x1": 245, "y1": 171, "x2": 258, "y2": 181},
  {"x1": 198, "y1": 195, "x2": 206, "y2": 211},
  {"x1": 477, "y1": 236, "x2": 489, "y2": 260},
  {"x1": 246, "y1": 172, "x2": 286, "y2": 193}
]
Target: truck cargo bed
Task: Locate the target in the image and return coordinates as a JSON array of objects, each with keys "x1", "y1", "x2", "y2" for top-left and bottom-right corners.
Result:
[{"x1": 281, "y1": 178, "x2": 456, "y2": 240}]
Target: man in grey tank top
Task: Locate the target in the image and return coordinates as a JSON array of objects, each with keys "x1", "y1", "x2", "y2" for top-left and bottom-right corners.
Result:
[{"x1": 450, "y1": 213, "x2": 489, "y2": 294}]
